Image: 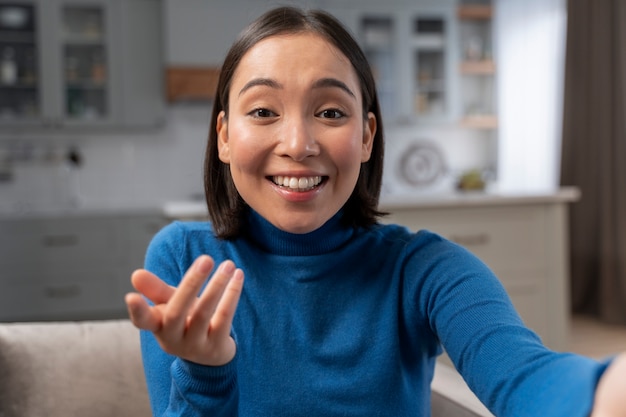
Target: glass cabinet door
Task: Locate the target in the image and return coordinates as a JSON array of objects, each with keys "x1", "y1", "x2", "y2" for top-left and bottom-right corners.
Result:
[
  {"x1": 353, "y1": 8, "x2": 452, "y2": 126},
  {"x1": 0, "y1": 2, "x2": 40, "y2": 122},
  {"x1": 360, "y1": 16, "x2": 396, "y2": 121},
  {"x1": 412, "y1": 16, "x2": 447, "y2": 118},
  {"x1": 60, "y1": 4, "x2": 108, "y2": 121}
]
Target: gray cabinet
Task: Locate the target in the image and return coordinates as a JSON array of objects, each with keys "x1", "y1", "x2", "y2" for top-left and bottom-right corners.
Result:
[
  {"x1": 163, "y1": 0, "x2": 318, "y2": 66},
  {"x1": 0, "y1": 212, "x2": 167, "y2": 322},
  {"x1": 322, "y1": 0, "x2": 458, "y2": 126},
  {"x1": 0, "y1": 0, "x2": 164, "y2": 130}
]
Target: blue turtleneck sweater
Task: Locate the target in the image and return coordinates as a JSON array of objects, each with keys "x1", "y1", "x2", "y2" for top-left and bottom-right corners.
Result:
[{"x1": 139, "y1": 211, "x2": 607, "y2": 416}]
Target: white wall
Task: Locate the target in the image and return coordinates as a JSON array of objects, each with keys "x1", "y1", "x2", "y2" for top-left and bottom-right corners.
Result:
[{"x1": 0, "y1": 105, "x2": 211, "y2": 214}]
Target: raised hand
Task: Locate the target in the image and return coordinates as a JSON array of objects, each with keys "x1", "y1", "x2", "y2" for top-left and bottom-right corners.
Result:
[{"x1": 125, "y1": 255, "x2": 244, "y2": 366}]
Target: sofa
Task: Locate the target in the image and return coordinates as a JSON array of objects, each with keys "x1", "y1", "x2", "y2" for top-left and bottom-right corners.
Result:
[{"x1": 0, "y1": 319, "x2": 493, "y2": 417}]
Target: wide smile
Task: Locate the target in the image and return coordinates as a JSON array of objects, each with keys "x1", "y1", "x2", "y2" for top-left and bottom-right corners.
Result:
[{"x1": 270, "y1": 175, "x2": 325, "y2": 192}]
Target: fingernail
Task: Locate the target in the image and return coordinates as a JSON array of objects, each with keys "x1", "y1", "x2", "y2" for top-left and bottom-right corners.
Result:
[
  {"x1": 196, "y1": 256, "x2": 212, "y2": 275},
  {"x1": 219, "y1": 260, "x2": 235, "y2": 275}
]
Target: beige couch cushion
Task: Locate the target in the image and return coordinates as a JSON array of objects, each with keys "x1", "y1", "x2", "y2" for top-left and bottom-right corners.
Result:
[{"x1": 0, "y1": 319, "x2": 151, "y2": 417}]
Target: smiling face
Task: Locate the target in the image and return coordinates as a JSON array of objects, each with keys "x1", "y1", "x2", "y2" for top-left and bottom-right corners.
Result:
[{"x1": 216, "y1": 33, "x2": 377, "y2": 234}]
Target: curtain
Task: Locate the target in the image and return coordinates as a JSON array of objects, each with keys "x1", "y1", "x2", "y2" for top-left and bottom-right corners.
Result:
[
  {"x1": 560, "y1": 0, "x2": 626, "y2": 324},
  {"x1": 494, "y1": 0, "x2": 567, "y2": 191}
]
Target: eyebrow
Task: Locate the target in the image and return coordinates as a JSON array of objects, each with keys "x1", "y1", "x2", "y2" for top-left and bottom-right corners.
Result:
[
  {"x1": 238, "y1": 77, "x2": 356, "y2": 99},
  {"x1": 312, "y1": 78, "x2": 356, "y2": 99},
  {"x1": 238, "y1": 78, "x2": 282, "y2": 96}
]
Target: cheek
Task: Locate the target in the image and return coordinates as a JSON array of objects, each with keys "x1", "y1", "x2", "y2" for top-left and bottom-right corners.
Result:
[
  {"x1": 225, "y1": 122, "x2": 268, "y2": 175},
  {"x1": 329, "y1": 130, "x2": 365, "y2": 175}
]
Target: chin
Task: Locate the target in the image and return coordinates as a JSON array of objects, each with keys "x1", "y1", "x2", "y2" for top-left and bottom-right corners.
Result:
[{"x1": 272, "y1": 216, "x2": 327, "y2": 235}]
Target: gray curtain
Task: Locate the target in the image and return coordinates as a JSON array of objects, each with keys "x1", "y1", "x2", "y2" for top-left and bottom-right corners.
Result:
[{"x1": 560, "y1": 0, "x2": 626, "y2": 324}]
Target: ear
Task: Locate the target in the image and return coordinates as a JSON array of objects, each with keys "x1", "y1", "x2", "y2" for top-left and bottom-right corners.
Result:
[
  {"x1": 361, "y1": 112, "x2": 377, "y2": 163},
  {"x1": 217, "y1": 111, "x2": 230, "y2": 163}
]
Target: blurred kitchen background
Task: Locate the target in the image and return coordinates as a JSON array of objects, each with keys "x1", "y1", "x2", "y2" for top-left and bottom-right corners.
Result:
[{"x1": 0, "y1": 0, "x2": 624, "y2": 356}]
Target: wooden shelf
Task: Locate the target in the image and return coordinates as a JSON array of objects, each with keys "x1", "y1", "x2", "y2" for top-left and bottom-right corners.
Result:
[
  {"x1": 166, "y1": 67, "x2": 220, "y2": 102},
  {"x1": 459, "y1": 60, "x2": 496, "y2": 74},
  {"x1": 457, "y1": 5, "x2": 493, "y2": 20},
  {"x1": 460, "y1": 115, "x2": 498, "y2": 129}
]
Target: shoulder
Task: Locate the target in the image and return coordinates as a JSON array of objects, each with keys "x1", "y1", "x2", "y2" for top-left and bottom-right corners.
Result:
[
  {"x1": 365, "y1": 222, "x2": 485, "y2": 279},
  {"x1": 375, "y1": 222, "x2": 498, "y2": 300},
  {"x1": 148, "y1": 220, "x2": 215, "y2": 254},
  {"x1": 144, "y1": 220, "x2": 222, "y2": 285},
  {"x1": 370, "y1": 222, "x2": 462, "y2": 257}
]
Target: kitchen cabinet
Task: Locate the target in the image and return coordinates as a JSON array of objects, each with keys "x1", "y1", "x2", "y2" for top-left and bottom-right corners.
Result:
[
  {"x1": 0, "y1": 211, "x2": 167, "y2": 322},
  {"x1": 0, "y1": 0, "x2": 164, "y2": 130},
  {"x1": 323, "y1": 0, "x2": 458, "y2": 125},
  {"x1": 164, "y1": 0, "x2": 318, "y2": 67}
]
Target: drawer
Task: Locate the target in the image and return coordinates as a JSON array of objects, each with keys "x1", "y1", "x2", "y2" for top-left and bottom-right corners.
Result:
[
  {"x1": 385, "y1": 205, "x2": 548, "y2": 274},
  {"x1": 0, "y1": 217, "x2": 122, "y2": 269},
  {"x1": 0, "y1": 219, "x2": 47, "y2": 264},
  {"x1": 0, "y1": 274, "x2": 124, "y2": 321}
]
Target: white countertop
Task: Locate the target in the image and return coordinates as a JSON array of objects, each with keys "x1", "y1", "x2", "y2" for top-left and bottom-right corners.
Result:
[
  {"x1": 163, "y1": 186, "x2": 581, "y2": 220},
  {"x1": 379, "y1": 186, "x2": 580, "y2": 210}
]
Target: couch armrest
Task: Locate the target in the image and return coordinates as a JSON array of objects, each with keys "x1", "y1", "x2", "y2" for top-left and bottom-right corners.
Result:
[{"x1": 432, "y1": 362, "x2": 495, "y2": 417}]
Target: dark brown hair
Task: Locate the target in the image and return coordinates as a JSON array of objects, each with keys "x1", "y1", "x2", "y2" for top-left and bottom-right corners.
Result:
[{"x1": 204, "y1": 6, "x2": 386, "y2": 239}]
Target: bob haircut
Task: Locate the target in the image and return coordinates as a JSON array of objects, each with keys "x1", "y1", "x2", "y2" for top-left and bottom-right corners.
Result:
[{"x1": 204, "y1": 6, "x2": 386, "y2": 239}]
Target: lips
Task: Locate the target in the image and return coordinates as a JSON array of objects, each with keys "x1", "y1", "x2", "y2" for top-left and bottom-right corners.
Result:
[{"x1": 271, "y1": 175, "x2": 323, "y2": 191}]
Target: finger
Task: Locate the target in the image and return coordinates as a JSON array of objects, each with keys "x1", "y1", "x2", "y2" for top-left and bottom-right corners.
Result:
[
  {"x1": 161, "y1": 255, "x2": 215, "y2": 335},
  {"x1": 131, "y1": 269, "x2": 177, "y2": 305},
  {"x1": 125, "y1": 292, "x2": 163, "y2": 332},
  {"x1": 186, "y1": 260, "x2": 238, "y2": 336},
  {"x1": 210, "y1": 268, "x2": 244, "y2": 341}
]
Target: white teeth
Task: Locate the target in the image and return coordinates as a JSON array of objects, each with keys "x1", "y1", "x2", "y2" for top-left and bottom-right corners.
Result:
[{"x1": 273, "y1": 175, "x2": 322, "y2": 191}]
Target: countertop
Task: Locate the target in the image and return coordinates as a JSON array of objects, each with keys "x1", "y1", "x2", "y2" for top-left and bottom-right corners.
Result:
[
  {"x1": 0, "y1": 204, "x2": 163, "y2": 220},
  {"x1": 163, "y1": 186, "x2": 581, "y2": 220}
]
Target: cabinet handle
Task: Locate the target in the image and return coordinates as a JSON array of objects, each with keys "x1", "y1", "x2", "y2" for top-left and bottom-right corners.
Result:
[
  {"x1": 42, "y1": 234, "x2": 79, "y2": 247},
  {"x1": 450, "y1": 233, "x2": 490, "y2": 247},
  {"x1": 44, "y1": 284, "x2": 81, "y2": 299}
]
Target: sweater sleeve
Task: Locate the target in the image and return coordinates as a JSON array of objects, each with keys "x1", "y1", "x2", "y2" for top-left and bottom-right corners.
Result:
[
  {"x1": 164, "y1": 358, "x2": 238, "y2": 416},
  {"x1": 139, "y1": 222, "x2": 239, "y2": 416},
  {"x1": 405, "y1": 231, "x2": 610, "y2": 417}
]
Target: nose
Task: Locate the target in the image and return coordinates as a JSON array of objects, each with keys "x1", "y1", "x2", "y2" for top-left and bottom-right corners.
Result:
[{"x1": 276, "y1": 116, "x2": 320, "y2": 161}]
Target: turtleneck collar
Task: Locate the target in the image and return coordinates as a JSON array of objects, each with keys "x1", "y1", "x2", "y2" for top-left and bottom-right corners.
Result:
[{"x1": 242, "y1": 209, "x2": 356, "y2": 256}]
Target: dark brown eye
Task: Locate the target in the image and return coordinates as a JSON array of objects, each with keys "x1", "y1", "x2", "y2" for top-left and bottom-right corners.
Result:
[
  {"x1": 250, "y1": 108, "x2": 276, "y2": 118},
  {"x1": 318, "y1": 109, "x2": 345, "y2": 119}
]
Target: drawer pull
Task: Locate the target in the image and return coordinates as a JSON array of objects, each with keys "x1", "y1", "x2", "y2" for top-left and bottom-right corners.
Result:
[
  {"x1": 42, "y1": 234, "x2": 79, "y2": 247},
  {"x1": 44, "y1": 285, "x2": 81, "y2": 299},
  {"x1": 450, "y1": 233, "x2": 490, "y2": 246}
]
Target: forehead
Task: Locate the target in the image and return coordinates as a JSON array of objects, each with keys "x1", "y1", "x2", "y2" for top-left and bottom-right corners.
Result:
[{"x1": 231, "y1": 32, "x2": 359, "y2": 90}]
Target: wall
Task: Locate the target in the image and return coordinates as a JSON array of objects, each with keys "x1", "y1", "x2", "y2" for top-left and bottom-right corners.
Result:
[{"x1": 0, "y1": 105, "x2": 210, "y2": 215}]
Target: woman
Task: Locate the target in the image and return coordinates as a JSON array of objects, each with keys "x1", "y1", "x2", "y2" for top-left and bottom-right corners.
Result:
[{"x1": 125, "y1": 6, "x2": 626, "y2": 416}]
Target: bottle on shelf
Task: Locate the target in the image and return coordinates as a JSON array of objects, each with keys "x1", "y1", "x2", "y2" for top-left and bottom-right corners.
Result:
[
  {"x1": 90, "y1": 51, "x2": 106, "y2": 83},
  {"x1": 1, "y1": 47, "x2": 18, "y2": 85}
]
